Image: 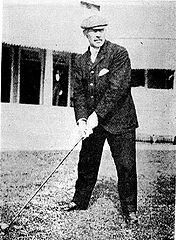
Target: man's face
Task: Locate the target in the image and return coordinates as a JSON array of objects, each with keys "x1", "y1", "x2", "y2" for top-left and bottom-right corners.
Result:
[{"x1": 84, "y1": 27, "x2": 106, "y2": 49}]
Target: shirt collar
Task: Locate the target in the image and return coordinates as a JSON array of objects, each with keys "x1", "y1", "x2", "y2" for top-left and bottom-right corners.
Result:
[{"x1": 90, "y1": 46, "x2": 100, "y2": 56}]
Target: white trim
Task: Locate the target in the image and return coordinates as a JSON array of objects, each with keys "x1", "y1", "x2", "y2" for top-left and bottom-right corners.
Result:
[
  {"x1": 67, "y1": 54, "x2": 72, "y2": 107},
  {"x1": 43, "y1": 49, "x2": 53, "y2": 106},
  {"x1": 39, "y1": 50, "x2": 45, "y2": 105}
]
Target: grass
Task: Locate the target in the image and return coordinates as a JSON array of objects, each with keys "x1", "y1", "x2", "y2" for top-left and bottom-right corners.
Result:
[{"x1": 0, "y1": 146, "x2": 175, "y2": 239}]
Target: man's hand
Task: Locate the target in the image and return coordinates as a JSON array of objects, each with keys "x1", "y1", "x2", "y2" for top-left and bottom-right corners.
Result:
[
  {"x1": 86, "y1": 111, "x2": 98, "y2": 133},
  {"x1": 84, "y1": 112, "x2": 98, "y2": 138},
  {"x1": 77, "y1": 112, "x2": 98, "y2": 139},
  {"x1": 77, "y1": 119, "x2": 93, "y2": 139},
  {"x1": 77, "y1": 119, "x2": 87, "y2": 139}
]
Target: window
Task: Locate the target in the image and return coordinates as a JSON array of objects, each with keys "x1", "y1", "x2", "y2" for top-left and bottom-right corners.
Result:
[
  {"x1": 147, "y1": 69, "x2": 174, "y2": 89},
  {"x1": 131, "y1": 69, "x2": 145, "y2": 87},
  {"x1": 1, "y1": 43, "x2": 45, "y2": 105},
  {"x1": 131, "y1": 68, "x2": 174, "y2": 89},
  {"x1": 70, "y1": 53, "x2": 77, "y2": 107},
  {"x1": 53, "y1": 52, "x2": 69, "y2": 106},
  {"x1": 1, "y1": 45, "x2": 11, "y2": 102},
  {"x1": 20, "y1": 49, "x2": 42, "y2": 104}
]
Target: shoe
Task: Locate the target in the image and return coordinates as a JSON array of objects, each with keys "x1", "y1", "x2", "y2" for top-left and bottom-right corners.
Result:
[{"x1": 63, "y1": 201, "x2": 87, "y2": 212}]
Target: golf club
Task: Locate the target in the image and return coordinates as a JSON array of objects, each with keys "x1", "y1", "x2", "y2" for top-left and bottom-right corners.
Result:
[{"x1": 0, "y1": 137, "x2": 83, "y2": 233}]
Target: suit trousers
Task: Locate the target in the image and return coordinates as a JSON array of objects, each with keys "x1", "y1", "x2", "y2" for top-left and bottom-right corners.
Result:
[{"x1": 72, "y1": 125, "x2": 137, "y2": 215}]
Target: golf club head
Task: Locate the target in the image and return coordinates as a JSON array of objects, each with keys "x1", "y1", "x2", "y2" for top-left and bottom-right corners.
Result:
[{"x1": 0, "y1": 222, "x2": 10, "y2": 234}]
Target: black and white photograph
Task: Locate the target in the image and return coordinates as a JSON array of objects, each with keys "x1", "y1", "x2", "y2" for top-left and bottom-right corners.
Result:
[{"x1": 1, "y1": 0, "x2": 175, "y2": 239}]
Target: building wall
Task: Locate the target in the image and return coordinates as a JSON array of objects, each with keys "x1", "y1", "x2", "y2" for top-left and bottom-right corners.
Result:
[
  {"x1": 1, "y1": 87, "x2": 176, "y2": 151},
  {"x1": 1, "y1": 1, "x2": 176, "y2": 150},
  {"x1": 132, "y1": 88, "x2": 176, "y2": 142},
  {"x1": 1, "y1": 104, "x2": 79, "y2": 151}
]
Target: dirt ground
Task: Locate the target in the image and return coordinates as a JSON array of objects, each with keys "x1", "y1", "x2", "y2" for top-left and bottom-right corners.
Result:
[{"x1": 0, "y1": 143, "x2": 175, "y2": 240}]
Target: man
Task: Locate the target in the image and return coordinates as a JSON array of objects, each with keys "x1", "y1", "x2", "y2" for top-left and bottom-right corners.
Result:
[{"x1": 66, "y1": 15, "x2": 138, "y2": 225}]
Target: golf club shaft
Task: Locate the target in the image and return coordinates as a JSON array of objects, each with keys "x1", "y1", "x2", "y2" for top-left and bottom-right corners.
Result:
[{"x1": 8, "y1": 137, "x2": 83, "y2": 228}]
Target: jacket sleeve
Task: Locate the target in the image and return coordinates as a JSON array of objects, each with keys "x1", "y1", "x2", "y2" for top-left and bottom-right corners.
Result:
[
  {"x1": 95, "y1": 47, "x2": 131, "y2": 120},
  {"x1": 73, "y1": 55, "x2": 88, "y2": 122}
]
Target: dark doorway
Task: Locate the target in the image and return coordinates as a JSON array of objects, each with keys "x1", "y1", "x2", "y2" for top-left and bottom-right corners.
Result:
[
  {"x1": 1, "y1": 45, "x2": 11, "y2": 103},
  {"x1": 53, "y1": 52, "x2": 69, "y2": 106},
  {"x1": 147, "y1": 69, "x2": 174, "y2": 89},
  {"x1": 20, "y1": 60, "x2": 41, "y2": 104}
]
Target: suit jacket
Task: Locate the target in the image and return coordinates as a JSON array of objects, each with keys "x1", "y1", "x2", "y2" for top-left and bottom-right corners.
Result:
[{"x1": 73, "y1": 40, "x2": 138, "y2": 134}]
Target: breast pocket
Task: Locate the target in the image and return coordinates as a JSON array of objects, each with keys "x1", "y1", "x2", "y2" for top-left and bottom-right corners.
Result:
[{"x1": 98, "y1": 68, "x2": 109, "y2": 77}]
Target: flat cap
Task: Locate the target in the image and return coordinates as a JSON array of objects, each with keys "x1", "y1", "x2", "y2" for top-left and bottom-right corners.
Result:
[{"x1": 80, "y1": 15, "x2": 108, "y2": 29}]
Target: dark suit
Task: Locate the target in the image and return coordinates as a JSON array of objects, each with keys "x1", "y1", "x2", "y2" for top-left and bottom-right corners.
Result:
[{"x1": 72, "y1": 40, "x2": 138, "y2": 215}]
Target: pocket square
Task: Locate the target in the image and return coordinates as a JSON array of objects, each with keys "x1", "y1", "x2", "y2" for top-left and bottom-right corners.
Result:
[{"x1": 98, "y1": 68, "x2": 109, "y2": 77}]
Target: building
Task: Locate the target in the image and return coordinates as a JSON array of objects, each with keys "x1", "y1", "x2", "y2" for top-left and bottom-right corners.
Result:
[{"x1": 1, "y1": 0, "x2": 176, "y2": 150}]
